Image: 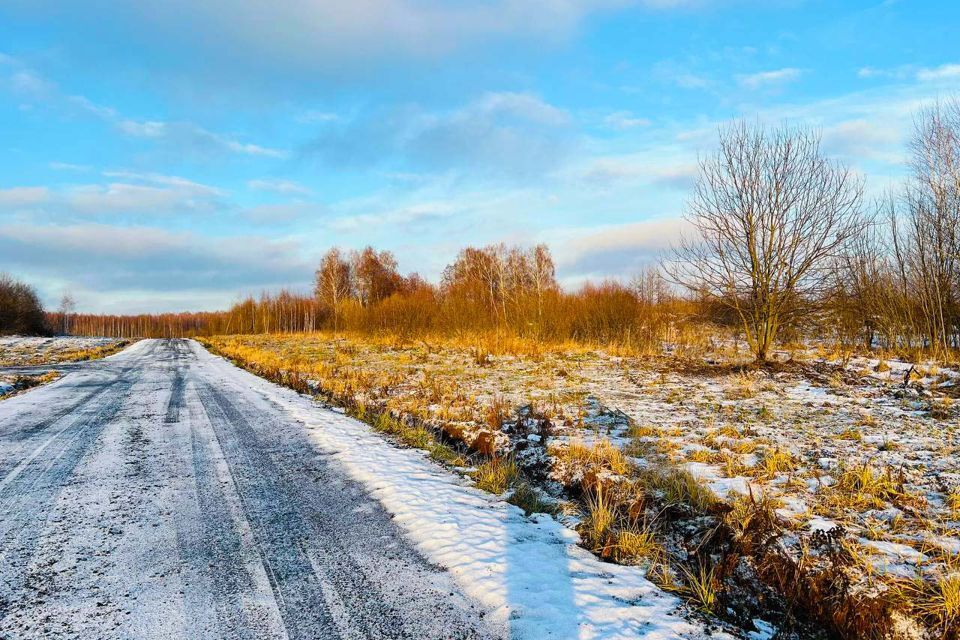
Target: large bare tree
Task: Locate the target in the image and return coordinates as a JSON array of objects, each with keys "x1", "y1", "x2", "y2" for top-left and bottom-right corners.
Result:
[{"x1": 670, "y1": 122, "x2": 864, "y2": 361}]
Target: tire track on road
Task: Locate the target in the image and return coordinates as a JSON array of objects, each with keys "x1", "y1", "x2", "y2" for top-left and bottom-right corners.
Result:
[
  {"x1": 0, "y1": 359, "x2": 142, "y2": 619},
  {"x1": 174, "y1": 376, "x2": 288, "y2": 640},
  {"x1": 195, "y1": 380, "x2": 345, "y2": 640}
]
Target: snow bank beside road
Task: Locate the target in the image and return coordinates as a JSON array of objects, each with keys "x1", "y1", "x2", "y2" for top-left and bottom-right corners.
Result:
[{"x1": 195, "y1": 340, "x2": 733, "y2": 640}]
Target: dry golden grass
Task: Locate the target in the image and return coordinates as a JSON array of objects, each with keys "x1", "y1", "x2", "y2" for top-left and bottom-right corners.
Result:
[
  {"x1": 199, "y1": 331, "x2": 960, "y2": 640},
  {"x1": 579, "y1": 487, "x2": 615, "y2": 552},
  {"x1": 753, "y1": 447, "x2": 796, "y2": 480},
  {"x1": 472, "y1": 456, "x2": 519, "y2": 494},
  {"x1": 640, "y1": 468, "x2": 718, "y2": 513},
  {"x1": 892, "y1": 568, "x2": 960, "y2": 638},
  {"x1": 613, "y1": 525, "x2": 662, "y2": 564},
  {"x1": 552, "y1": 439, "x2": 631, "y2": 477}
]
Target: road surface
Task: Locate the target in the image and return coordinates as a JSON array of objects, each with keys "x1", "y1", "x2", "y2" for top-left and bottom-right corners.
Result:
[{"x1": 0, "y1": 339, "x2": 499, "y2": 639}]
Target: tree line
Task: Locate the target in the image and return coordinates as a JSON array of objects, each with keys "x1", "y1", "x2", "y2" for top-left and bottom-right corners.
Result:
[
  {"x1": 0, "y1": 274, "x2": 49, "y2": 336},
  {"x1": 22, "y1": 99, "x2": 960, "y2": 361}
]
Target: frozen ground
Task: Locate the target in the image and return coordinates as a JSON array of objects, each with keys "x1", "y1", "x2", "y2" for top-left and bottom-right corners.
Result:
[
  {"x1": 0, "y1": 338, "x2": 732, "y2": 639},
  {"x1": 1, "y1": 336, "x2": 129, "y2": 400},
  {"x1": 204, "y1": 334, "x2": 960, "y2": 637},
  {"x1": 0, "y1": 335, "x2": 126, "y2": 367}
]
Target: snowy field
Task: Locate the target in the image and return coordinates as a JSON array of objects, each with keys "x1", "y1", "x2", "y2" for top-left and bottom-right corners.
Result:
[
  {"x1": 0, "y1": 336, "x2": 131, "y2": 399},
  {"x1": 0, "y1": 336, "x2": 127, "y2": 367},
  {"x1": 202, "y1": 341, "x2": 740, "y2": 639},
  {"x1": 204, "y1": 333, "x2": 960, "y2": 639}
]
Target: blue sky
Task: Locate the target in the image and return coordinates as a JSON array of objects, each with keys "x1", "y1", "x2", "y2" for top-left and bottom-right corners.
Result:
[{"x1": 1, "y1": 0, "x2": 959, "y2": 313}]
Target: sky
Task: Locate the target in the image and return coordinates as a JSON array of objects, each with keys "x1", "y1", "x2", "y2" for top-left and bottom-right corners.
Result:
[{"x1": 1, "y1": 0, "x2": 959, "y2": 314}]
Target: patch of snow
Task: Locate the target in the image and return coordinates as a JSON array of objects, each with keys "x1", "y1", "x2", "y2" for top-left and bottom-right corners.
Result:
[
  {"x1": 681, "y1": 462, "x2": 753, "y2": 497},
  {"x1": 807, "y1": 517, "x2": 839, "y2": 533},
  {"x1": 747, "y1": 619, "x2": 776, "y2": 640}
]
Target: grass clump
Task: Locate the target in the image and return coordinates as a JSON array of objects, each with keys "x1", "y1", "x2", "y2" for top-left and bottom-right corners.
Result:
[
  {"x1": 678, "y1": 563, "x2": 719, "y2": 614},
  {"x1": 428, "y1": 442, "x2": 467, "y2": 467},
  {"x1": 472, "y1": 456, "x2": 519, "y2": 494},
  {"x1": 507, "y1": 482, "x2": 557, "y2": 516},
  {"x1": 641, "y1": 468, "x2": 718, "y2": 513},
  {"x1": 553, "y1": 439, "x2": 631, "y2": 476},
  {"x1": 755, "y1": 447, "x2": 796, "y2": 480},
  {"x1": 613, "y1": 524, "x2": 662, "y2": 565},
  {"x1": 893, "y1": 570, "x2": 960, "y2": 638},
  {"x1": 837, "y1": 427, "x2": 863, "y2": 441},
  {"x1": 579, "y1": 487, "x2": 615, "y2": 552}
]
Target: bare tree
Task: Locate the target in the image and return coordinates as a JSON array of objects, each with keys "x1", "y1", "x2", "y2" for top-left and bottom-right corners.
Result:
[
  {"x1": 314, "y1": 248, "x2": 352, "y2": 333},
  {"x1": 669, "y1": 122, "x2": 864, "y2": 362},
  {"x1": 58, "y1": 293, "x2": 77, "y2": 335},
  {"x1": 351, "y1": 247, "x2": 402, "y2": 307},
  {"x1": 889, "y1": 99, "x2": 960, "y2": 355}
]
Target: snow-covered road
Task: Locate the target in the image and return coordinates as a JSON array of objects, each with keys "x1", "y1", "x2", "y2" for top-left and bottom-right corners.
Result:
[
  {"x1": 0, "y1": 339, "x2": 727, "y2": 640},
  {"x1": 0, "y1": 339, "x2": 497, "y2": 639}
]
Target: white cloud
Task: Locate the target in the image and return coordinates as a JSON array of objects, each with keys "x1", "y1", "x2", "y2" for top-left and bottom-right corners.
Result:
[
  {"x1": 248, "y1": 178, "x2": 312, "y2": 195},
  {"x1": 243, "y1": 202, "x2": 315, "y2": 224},
  {"x1": 857, "y1": 65, "x2": 912, "y2": 80},
  {"x1": 329, "y1": 202, "x2": 458, "y2": 232},
  {"x1": 307, "y1": 92, "x2": 574, "y2": 178},
  {"x1": 548, "y1": 217, "x2": 692, "y2": 283},
  {"x1": 578, "y1": 156, "x2": 697, "y2": 188},
  {"x1": 10, "y1": 1, "x2": 649, "y2": 70},
  {"x1": 0, "y1": 222, "x2": 314, "y2": 311},
  {"x1": 822, "y1": 119, "x2": 903, "y2": 162},
  {"x1": 101, "y1": 171, "x2": 226, "y2": 196},
  {"x1": 674, "y1": 73, "x2": 710, "y2": 89},
  {"x1": 0, "y1": 58, "x2": 285, "y2": 159},
  {"x1": 297, "y1": 110, "x2": 340, "y2": 124},
  {"x1": 0, "y1": 186, "x2": 50, "y2": 208},
  {"x1": 0, "y1": 175, "x2": 226, "y2": 218},
  {"x1": 737, "y1": 67, "x2": 803, "y2": 90},
  {"x1": 62, "y1": 184, "x2": 217, "y2": 215},
  {"x1": 49, "y1": 161, "x2": 92, "y2": 172},
  {"x1": 472, "y1": 92, "x2": 571, "y2": 126},
  {"x1": 916, "y1": 63, "x2": 960, "y2": 82},
  {"x1": 604, "y1": 111, "x2": 652, "y2": 130},
  {"x1": 117, "y1": 119, "x2": 287, "y2": 158}
]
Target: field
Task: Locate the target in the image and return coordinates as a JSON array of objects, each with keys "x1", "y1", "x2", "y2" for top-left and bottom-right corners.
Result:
[
  {"x1": 0, "y1": 336, "x2": 132, "y2": 398},
  {"x1": 202, "y1": 332, "x2": 960, "y2": 639}
]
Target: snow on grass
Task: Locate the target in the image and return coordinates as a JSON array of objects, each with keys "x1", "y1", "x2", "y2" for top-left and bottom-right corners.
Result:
[
  {"x1": 0, "y1": 336, "x2": 127, "y2": 366},
  {"x1": 193, "y1": 340, "x2": 734, "y2": 640}
]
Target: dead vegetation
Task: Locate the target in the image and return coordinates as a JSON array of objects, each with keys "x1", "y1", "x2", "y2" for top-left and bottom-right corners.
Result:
[
  {"x1": 201, "y1": 330, "x2": 960, "y2": 639},
  {"x1": 0, "y1": 337, "x2": 131, "y2": 367}
]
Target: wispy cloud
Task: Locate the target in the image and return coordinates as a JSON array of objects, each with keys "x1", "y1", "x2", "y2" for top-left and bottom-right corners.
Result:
[
  {"x1": 6, "y1": 1, "x2": 650, "y2": 75},
  {"x1": 550, "y1": 217, "x2": 692, "y2": 283},
  {"x1": 116, "y1": 119, "x2": 286, "y2": 158},
  {"x1": 737, "y1": 67, "x2": 804, "y2": 89},
  {"x1": 0, "y1": 55, "x2": 285, "y2": 159},
  {"x1": 0, "y1": 222, "x2": 313, "y2": 301},
  {"x1": 328, "y1": 202, "x2": 459, "y2": 232},
  {"x1": 0, "y1": 186, "x2": 50, "y2": 208},
  {"x1": 604, "y1": 111, "x2": 652, "y2": 130},
  {"x1": 0, "y1": 174, "x2": 226, "y2": 218},
  {"x1": 916, "y1": 63, "x2": 960, "y2": 82},
  {"x1": 247, "y1": 178, "x2": 312, "y2": 195},
  {"x1": 49, "y1": 161, "x2": 92, "y2": 172},
  {"x1": 306, "y1": 92, "x2": 574, "y2": 178},
  {"x1": 297, "y1": 110, "x2": 340, "y2": 124}
]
